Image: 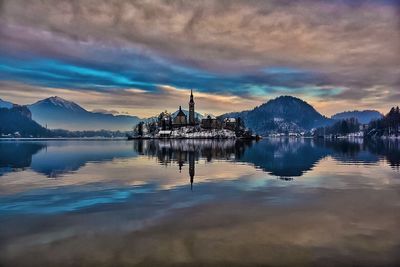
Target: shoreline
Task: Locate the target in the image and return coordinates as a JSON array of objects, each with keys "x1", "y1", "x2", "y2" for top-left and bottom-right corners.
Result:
[
  {"x1": 1, "y1": 135, "x2": 398, "y2": 141},
  {"x1": 0, "y1": 137, "x2": 128, "y2": 141},
  {"x1": 0, "y1": 136, "x2": 259, "y2": 141}
]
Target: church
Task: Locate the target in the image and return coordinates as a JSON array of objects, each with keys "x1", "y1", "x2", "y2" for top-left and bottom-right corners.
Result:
[
  {"x1": 173, "y1": 106, "x2": 187, "y2": 126},
  {"x1": 159, "y1": 89, "x2": 196, "y2": 129}
]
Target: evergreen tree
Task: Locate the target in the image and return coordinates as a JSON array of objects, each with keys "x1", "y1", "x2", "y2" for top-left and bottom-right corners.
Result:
[{"x1": 366, "y1": 107, "x2": 400, "y2": 137}]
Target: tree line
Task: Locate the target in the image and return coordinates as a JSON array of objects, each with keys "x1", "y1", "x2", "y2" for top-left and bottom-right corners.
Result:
[{"x1": 315, "y1": 107, "x2": 400, "y2": 138}]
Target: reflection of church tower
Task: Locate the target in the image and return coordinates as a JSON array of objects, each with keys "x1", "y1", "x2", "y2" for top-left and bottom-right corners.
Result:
[
  {"x1": 189, "y1": 89, "x2": 195, "y2": 125},
  {"x1": 189, "y1": 151, "x2": 195, "y2": 191}
]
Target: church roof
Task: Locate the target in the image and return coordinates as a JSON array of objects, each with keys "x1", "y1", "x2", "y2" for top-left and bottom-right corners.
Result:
[
  {"x1": 176, "y1": 106, "x2": 186, "y2": 117},
  {"x1": 176, "y1": 109, "x2": 186, "y2": 117}
]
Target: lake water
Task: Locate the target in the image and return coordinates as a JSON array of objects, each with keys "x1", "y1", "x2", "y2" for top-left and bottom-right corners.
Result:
[{"x1": 0, "y1": 139, "x2": 399, "y2": 267}]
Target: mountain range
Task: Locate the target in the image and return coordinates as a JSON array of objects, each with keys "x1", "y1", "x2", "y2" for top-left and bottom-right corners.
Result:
[
  {"x1": 0, "y1": 95, "x2": 385, "y2": 135},
  {"x1": 27, "y1": 96, "x2": 140, "y2": 131}
]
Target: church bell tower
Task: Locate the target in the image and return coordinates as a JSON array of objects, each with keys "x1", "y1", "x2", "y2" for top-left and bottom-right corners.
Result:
[{"x1": 189, "y1": 89, "x2": 195, "y2": 125}]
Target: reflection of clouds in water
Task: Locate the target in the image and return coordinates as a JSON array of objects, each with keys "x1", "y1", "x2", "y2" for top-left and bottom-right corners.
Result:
[
  {"x1": 0, "y1": 157, "x2": 265, "y2": 195},
  {"x1": 0, "y1": 152, "x2": 399, "y2": 216},
  {"x1": 1, "y1": 139, "x2": 400, "y2": 266},
  {"x1": 1, "y1": 184, "x2": 400, "y2": 267}
]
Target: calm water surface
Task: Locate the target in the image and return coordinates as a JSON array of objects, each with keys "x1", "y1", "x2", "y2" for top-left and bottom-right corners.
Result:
[{"x1": 0, "y1": 139, "x2": 399, "y2": 267}]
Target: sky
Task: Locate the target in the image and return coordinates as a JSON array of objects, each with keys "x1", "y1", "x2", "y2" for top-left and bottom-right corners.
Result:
[{"x1": 0, "y1": 0, "x2": 399, "y2": 118}]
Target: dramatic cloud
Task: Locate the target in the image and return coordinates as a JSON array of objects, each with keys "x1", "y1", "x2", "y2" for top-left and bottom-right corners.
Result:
[{"x1": 0, "y1": 0, "x2": 399, "y2": 116}]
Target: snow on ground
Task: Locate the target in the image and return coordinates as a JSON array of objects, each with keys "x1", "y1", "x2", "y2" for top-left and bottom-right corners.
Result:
[{"x1": 151, "y1": 126, "x2": 236, "y2": 139}]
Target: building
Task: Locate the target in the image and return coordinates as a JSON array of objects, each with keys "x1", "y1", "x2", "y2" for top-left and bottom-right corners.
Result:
[
  {"x1": 154, "y1": 90, "x2": 198, "y2": 130},
  {"x1": 173, "y1": 106, "x2": 187, "y2": 126},
  {"x1": 189, "y1": 89, "x2": 195, "y2": 125},
  {"x1": 223, "y1": 117, "x2": 244, "y2": 132},
  {"x1": 172, "y1": 90, "x2": 196, "y2": 127},
  {"x1": 159, "y1": 130, "x2": 172, "y2": 138},
  {"x1": 224, "y1": 118, "x2": 237, "y2": 131},
  {"x1": 201, "y1": 115, "x2": 220, "y2": 129}
]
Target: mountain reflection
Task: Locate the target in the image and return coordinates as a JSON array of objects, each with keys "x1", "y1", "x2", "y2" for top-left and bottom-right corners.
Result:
[
  {"x1": 0, "y1": 141, "x2": 139, "y2": 177},
  {"x1": 0, "y1": 142, "x2": 45, "y2": 175},
  {"x1": 365, "y1": 139, "x2": 400, "y2": 170},
  {"x1": 0, "y1": 139, "x2": 399, "y2": 179},
  {"x1": 239, "y1": 139, "x2": 330, "y2": 177}
]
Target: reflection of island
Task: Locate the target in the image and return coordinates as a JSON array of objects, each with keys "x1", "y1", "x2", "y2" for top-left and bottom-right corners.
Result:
[
  {"x1": 134, "y1": 139, "x2": 252, "y2": 189},
  {"x1": 133, "y1": 139, "x2": 249, "y2": 163}
]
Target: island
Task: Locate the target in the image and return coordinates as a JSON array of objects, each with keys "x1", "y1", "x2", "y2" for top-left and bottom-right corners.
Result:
[{"x1": 128, "y1": 90, "x2": 258, "y2": 140}]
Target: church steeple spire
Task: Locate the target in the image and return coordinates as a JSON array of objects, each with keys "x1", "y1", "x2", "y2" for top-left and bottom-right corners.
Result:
[
  {"x1": 189, "y1": 89, "x2": 195, "y2": 125},
  {"x1": 189, "y1": 89, "x2": 194, "y2": 103}
]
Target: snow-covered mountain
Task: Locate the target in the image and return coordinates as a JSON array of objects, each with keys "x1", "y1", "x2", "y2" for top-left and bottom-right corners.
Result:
[
  {"x1": 33, "y1": 96, "x2": 86, "y2": 112},
  {"x1": 28, "y1": 96, "x2": 140, "y2": 131},
  {"x1": 0, "y1": 98, "x2": 14, "y2": 109}
]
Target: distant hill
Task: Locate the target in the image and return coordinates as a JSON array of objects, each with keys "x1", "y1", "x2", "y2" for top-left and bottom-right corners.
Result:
[
  {"x1": 28, "y1": 96, "x2": 140, "y2": 131},
  {"x1": 220, "y1": 96, "x2": 332, "y2": 135},
  {"x1": 0, "y1": 106, "x2": 50, "y2": 137},
  {"x1": 0, "y1": 98, "x2": 14, "y2": 109},
  {"x1": 331, "y1": 110, "x2": 383, "y2": 124}
]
